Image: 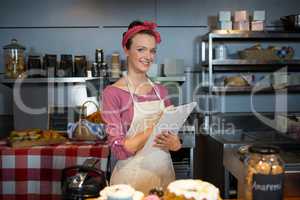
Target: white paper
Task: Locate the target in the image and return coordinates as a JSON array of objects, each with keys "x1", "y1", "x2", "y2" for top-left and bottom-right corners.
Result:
[{"x1": 154, "y1": 102, "x2": 197, "y2": 136}]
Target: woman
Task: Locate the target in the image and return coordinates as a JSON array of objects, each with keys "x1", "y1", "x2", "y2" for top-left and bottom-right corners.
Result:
[{"x1": 102, "y1": 20, "x2": 182, "y2": 194}]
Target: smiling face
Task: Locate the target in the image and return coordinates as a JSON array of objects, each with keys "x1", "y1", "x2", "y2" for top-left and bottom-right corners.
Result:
[{"x1": 124, "y1": 33, "x2": 157, "y2": 74}]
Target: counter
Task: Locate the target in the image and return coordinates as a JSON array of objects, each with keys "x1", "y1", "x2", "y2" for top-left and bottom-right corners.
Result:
[
  {"x1": 0, "y1": 140, "x2": 109, "y2": 200},
  {"x1": 224, "y1": 146, "x2": 300, "y2": 199}
]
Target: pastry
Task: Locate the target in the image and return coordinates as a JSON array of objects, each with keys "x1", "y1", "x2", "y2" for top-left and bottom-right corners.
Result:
[
  {"x1": 164, "y1": 179, "x2": 222, "y2": 200},
  {"x1": 99, "y1": 184, "x2": 144, "y2": 200},
  {"x1": 8, "y1": 129, "x2": 67, "y2": 148},
  {"x1": 224, "y1": 76, "x2": 249, "y2": 87}
]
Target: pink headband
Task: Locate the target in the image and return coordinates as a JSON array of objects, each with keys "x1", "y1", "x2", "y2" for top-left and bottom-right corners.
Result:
[{"x1": 122, "y1": 21, "x2": 161, "y2": 48}]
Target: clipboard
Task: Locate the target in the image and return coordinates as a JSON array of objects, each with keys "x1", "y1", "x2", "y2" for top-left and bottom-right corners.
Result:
[{"x1": 154, "y1": 101, "x2": 197, "y2": 136}]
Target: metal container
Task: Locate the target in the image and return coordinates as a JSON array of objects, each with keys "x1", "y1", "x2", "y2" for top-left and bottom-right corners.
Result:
[
  {"x1": 74, "y1": 55, "x2": 87, "y2": 77},
  {"x1": 58, "y1": 54, "x2": 73, "y2": 77},
  {"x1": 3, "y1": 39, "x2": 26, "y2": 78},
  {"x1": 27, "y1": 55, "x2": 43, "y2": 77},
  {"x1": 281, "y1": 14, "x2": 300, "y2": 31},
  {"x1": 43, "y1": 54, "x2": 57, "y2": 77},
  {"x1": 214, "y1": 43, "x2": 228, "y2": 60}
]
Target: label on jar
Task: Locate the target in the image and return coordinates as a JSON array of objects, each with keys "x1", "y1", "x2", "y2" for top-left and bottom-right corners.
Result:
[{"x1": 252, "y1": 174, "x2": 284, "y2": 200}]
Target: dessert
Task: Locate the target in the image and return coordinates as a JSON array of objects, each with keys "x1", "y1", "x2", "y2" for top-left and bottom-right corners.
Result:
[
  {"x1": 8, "y1": 129, "x2": 67, "y2": 147},
  {"x1": 164, "y1": 179, "x2": 221, "y2": 200},
  {"x1": 99, "y1": 184, "x2": 144, "y2": 200}
]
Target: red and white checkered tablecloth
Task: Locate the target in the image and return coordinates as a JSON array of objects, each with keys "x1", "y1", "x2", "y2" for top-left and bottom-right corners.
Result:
[{"x1": 0, "y1": 140, "x2": 109, "y2": 200}]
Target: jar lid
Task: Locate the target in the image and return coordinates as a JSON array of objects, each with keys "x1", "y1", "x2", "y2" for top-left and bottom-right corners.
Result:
[
  {"x1": 249, "y1": 145, "x2": 280, "y2": 154},
  {"x1": 3, "y1": 39, "x2": 26, "y2": 50}
]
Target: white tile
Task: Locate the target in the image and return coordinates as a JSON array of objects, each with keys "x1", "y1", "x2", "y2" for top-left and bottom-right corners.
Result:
[
  {"x1": 27, "y1": 181, "x2": 40, "y2": 193},
  {"x1": 2, "y1": 156, "x2": 15, "y2": 168},
  {"x1": 52, "y1": 156, "x2": 65, "y2": 169},
  {"x1": 2, "y1": 181, "x2": 15, "y2": 194},
  {"x1": 52, "y1": 181, "x2": 62, "y2": 194},
  {"x1": 76, "y1": 157, "x2": 86, "y2": 165},
  {"x1": 100, "y1": 158, "x2": 108, "y2": 172},
  {"x1": 27, "y1": 156, "x2": 40, "y2": 168}
]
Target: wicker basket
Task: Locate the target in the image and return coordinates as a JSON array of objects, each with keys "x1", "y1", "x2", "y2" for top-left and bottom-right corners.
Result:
[
  {"x1": 239, "y1": 48, "x2": 294, "y2": 61},
  {"x1": 74, "y1": 101, "x2": 101, "y2": 141}
]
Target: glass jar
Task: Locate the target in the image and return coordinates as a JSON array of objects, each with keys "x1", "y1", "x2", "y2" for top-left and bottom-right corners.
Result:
[
  {"x1": 245, "y1": 145, "x2": 284, "y2": 200},
  {"x1": 3, "y1": 39, "x2": 26, "y2": 78}
]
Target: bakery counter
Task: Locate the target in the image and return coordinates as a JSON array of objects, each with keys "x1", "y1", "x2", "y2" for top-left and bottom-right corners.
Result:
[
  {"x1": 0, "y1": 140, "x2": 109, "y2": 200},
  {"x1": 223, "y1": 146, "x2": 300, "y2": 199}
]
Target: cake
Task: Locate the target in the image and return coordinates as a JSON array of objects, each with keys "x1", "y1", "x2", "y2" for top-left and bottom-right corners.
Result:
[
  {"x1": 164, "y1": 179, "x2": 222, "y2": 200},
  {"x1": 99, "y1": 184, "x2": 144, "y2": 200}
]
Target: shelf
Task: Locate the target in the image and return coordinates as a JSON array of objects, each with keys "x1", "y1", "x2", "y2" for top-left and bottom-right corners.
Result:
[
  {"x1": 202, "y1": 59, "x2": 300, "y2": 72},
  {"x1": 0, "y1": 76, "x2": 187, "y2": 85},
  {"x1": 109, "y1": 76, "x2": 186, "y2": 83},
  {"x1": 201, "y1": 85, "x2": 300, "y2": 94},
  {"x1": 152, "y1": 76, "x2": 186, "y2": 82},
  {"x1": 211, "y1": 59, "x2": 300, "y2": 66},
  {"x1": 0, "y1": 77, "x2": 104, "y2": 84},
  {"x1": 202, "y1": 30, "x2": 300, "y2": 41}
]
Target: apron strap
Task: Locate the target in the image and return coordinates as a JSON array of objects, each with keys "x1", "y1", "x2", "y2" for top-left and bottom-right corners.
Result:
[
  {"x1": 147, "y1": 77, "x2": 162, "y2": 100},
  {"x1": 125, "y1": 75, "x2": 163, "y2": 103},
  {"x1": 125, "y1": 75, "x2": 136, "y2": 103}
]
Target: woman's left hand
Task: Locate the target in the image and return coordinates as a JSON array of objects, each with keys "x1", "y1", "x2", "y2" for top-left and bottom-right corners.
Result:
[{"x1": 153, "y1": 131, "x2": 181, "y2": 151}]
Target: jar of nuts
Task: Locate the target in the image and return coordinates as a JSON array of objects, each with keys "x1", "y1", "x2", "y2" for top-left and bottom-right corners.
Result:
[
  {"x1": 3, "y1": 39, "x2": 26, "y2": 79},
  {"x1": 244, "y1": 145, "x2": 284, "y2": 200}
]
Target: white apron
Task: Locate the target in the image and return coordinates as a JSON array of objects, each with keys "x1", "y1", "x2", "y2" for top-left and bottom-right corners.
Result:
[{"x1": 110, "y1": 77, "x2": 175, "y2": 194}]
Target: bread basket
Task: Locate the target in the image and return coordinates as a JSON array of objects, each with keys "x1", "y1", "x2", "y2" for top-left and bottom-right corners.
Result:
[{"x1": 70, "y1": 101, "x2": 106, "y2": 141}]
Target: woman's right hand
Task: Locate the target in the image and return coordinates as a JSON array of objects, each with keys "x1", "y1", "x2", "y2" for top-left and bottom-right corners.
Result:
[{"x1": 144, "y1": 111, "x2": 163, "y2": 129}]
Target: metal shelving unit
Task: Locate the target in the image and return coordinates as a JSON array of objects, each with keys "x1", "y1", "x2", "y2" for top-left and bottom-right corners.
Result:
[{"x1": 201, "y1": 30, "x2": 300, "y2": 134}]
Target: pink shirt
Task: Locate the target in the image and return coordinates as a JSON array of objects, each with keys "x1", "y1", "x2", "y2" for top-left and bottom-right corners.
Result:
[{"x1": 101, "y1": 84, "x2": 172, "y2": 160}]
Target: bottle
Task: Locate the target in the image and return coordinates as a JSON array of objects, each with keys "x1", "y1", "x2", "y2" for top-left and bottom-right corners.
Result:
[
  {"x1": 245, "y1": 145, "x2": 284, "y2": 200},
  {"x1": 91, "y1": 62, "x2": 99, "y2": 77},
  {"x1": 95, "y1": 48, "x2": 104, "y2": 64},
  {"x1": 111, "y1": 53, "x2": 121, "y2": 78},
  {"x1": 100, "y1": 62, "x2": 108, "y2": 77}
]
